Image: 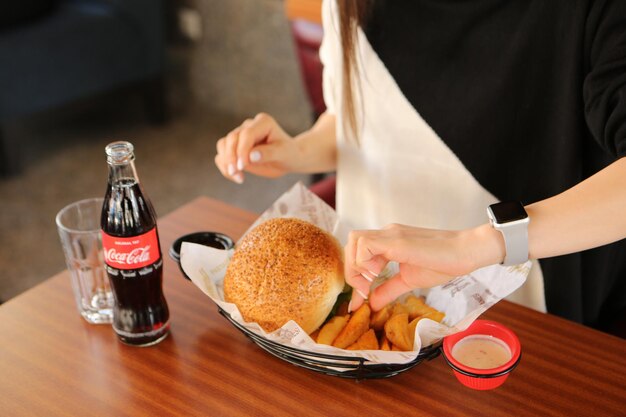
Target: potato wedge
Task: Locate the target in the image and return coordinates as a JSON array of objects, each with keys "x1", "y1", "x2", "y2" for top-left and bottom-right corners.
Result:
[
  {"x1": 379, "y1": 334, "x2": 391, "y2": 351},
  {"x1": 418, "y1": 310, "x2": 445, "y2": 323},
  {"x1": 317, "y1": 314, "x2": 350, "y2": 345},
  {"x1": 318, "y1": 297, "x2": 443, "y2": 351},
  {"x1": 347, "y1": 329, "x2": 378, "y2": 350},
  {"x1": 408, "y1": 317, "x2": 420, "y2": 348},
  {"x1": 403, "y1": 295, "x2": 432, "y2": 320},
  {"x1": 392, "y1": 302, "x2": 410, "y2": 317},
  {"x1": 370, "y1": 303, "x2": 393, "y2": 331},
  {"x1": 384, "y1": 313, "x2": 412, "y2": 351},
  {"x1": 309, "y1": 328, "x2": 320, "y2": 341},
  {"x1": 332, "y1": 303, "x2": 371, "y2": 349}
]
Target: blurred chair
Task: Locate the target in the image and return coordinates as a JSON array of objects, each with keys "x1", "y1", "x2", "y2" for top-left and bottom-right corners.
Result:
[
  {"x1": 290, "y1": 19, "x2": 325, "y2": 120},
  {"x1": 0, "y1": 0, "x2": 167, "y2": 176},
  {"x1": 285, "y1": 0, "x2": 336, "y2": 208}
]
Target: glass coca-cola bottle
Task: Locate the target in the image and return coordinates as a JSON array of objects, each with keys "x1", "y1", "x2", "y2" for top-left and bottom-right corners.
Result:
[{"x1": 100, "y1": 141, "x2": 170, "y2": 346}]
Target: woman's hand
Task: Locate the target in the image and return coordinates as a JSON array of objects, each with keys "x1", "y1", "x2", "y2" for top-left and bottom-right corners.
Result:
[
  {"x1": 344, "y1": 223, "x2": 504, "y2": 312},
  {"x1": 215, "y1": 112, "x2": 338, "y2": 183},
  {"x1": 215, "y1": 113, "x2": 300, "y2": 183}
]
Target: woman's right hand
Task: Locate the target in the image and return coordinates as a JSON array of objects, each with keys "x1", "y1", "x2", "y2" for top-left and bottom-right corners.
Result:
[
  {"x1": 344, "y1": 223, "x2": 505, "y2": 313},
  {"x1": 215, "y1": 113, "x2": 301, "y2": 184}
]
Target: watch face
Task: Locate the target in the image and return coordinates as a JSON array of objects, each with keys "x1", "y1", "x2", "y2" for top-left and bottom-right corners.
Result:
[{"x1": 489, "y1": 201, "x2": 528, "y2": 223}]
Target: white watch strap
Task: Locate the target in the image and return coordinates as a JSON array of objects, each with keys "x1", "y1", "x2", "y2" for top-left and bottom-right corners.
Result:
[{"x1": 502, "y1": 222, "x2": 528, "y2": 266}]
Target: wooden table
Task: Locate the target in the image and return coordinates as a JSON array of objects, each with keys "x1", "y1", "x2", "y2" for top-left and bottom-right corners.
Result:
[{"x1": 1, "y1": 196, "x2": 624, "y2": 416}]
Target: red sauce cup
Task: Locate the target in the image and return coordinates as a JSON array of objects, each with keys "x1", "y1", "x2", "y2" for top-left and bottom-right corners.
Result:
[{"x1": 442, "y1": 319, "x2": 522, "y2": 390}]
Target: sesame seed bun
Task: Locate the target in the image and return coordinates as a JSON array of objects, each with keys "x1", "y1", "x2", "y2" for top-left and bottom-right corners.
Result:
[{"x1": 223, "y1": 217, "x2": 345, "y2": 334}]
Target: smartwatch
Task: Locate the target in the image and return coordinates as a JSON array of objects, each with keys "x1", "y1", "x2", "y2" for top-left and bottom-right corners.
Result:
[{"x1": 487, "y1": 201, "x2": 529, "y2": 266}]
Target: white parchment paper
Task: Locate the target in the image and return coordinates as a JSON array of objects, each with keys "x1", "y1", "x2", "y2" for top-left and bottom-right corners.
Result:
[{"x1": 181, "y1": 182, "x2": 529, "y2": 366}]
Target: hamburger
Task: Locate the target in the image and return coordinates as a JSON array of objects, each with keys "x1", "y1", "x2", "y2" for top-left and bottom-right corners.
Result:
[{"x1": 223, "y1": 217, "x2": 345, "y2": 334}]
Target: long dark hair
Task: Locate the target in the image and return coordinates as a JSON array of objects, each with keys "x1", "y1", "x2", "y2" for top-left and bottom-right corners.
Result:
[{"x1": 337, "y1": 0, "x2": 373, "y2": 140}]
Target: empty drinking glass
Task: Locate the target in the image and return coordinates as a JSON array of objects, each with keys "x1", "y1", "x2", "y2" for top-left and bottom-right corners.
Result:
[{"x1": 56, "y1": 197, "x2": 113, "y2": 324}]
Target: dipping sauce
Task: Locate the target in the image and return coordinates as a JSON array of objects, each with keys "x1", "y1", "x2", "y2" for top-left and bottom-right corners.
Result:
[{"x1": 451, "y1": 334, "x2": 512, "y2": 369}]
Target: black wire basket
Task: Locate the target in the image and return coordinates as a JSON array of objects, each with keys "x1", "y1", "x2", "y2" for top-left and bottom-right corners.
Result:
[{"x1": 218, "y1": 307, "x2": 442, "y2": 380}]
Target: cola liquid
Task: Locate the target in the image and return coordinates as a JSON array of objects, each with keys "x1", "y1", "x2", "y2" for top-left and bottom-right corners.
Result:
[{"x1": 101, "y1": 141, "x2": 170, "y2": 346}]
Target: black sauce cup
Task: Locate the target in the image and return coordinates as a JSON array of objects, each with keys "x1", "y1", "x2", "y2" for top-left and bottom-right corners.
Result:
[{"x1": 169, "y1": 231, "x2": 235, "y2": 280}]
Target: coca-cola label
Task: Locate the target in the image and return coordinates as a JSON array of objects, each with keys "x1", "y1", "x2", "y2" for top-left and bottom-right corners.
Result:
[{"x1": 101, "y1": 228, "x2": 160, "y2": 270}]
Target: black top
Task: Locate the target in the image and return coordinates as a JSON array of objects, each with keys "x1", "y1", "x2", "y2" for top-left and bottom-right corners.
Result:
[{"x1": 363, "y1": 0, "x2": 626, "y2": 328}]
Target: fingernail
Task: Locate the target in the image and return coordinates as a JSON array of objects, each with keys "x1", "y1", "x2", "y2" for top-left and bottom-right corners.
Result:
[
  {"x1": 233, "y1": 173, "x2": 244, "y2": 184},
  {"x1": 361, "y1": 272, "x2": 374, "y2": 282},
  {"x1": 236, "y1": 157, "x2": 244, "y2": 171},
  {"x1": 356, "y1": 289, "x2": 368, "y2": 300},
  {"x1": 347, "y1": 300, "x2": 353, "y2": 313},
  {"x1": 249, "y1": 150, "x2": 261, "y2": 162},
  {"x1": 228, "y1": 163, "x2": 235, "y2": 176}
]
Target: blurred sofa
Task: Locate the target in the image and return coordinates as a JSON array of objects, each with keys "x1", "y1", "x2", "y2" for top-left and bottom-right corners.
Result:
[{"x1": 0, "y1": 0, "x2": 166, "y2": 175}]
